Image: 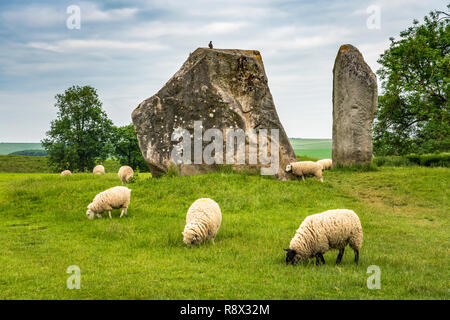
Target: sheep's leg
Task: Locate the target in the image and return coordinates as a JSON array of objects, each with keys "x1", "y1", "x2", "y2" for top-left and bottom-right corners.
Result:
[
  {"x1": 354, "y1": 250, "x2": 359, "y2": 264},
  {"x1": 108, "y1": 211, "x2": 112, "y2": 219},
  {"x1": 301, "y1": 175, "x2": 305, "y2": 182},
  {"x1": 315, "y1": 253, "x2": 325, "y2": 266},
  {"x1": 120, "y1": 208, "x2": 127, "y2": 218},
  {"x1": 336, "y1": 248, "x2": 345, "y2": 264},
  {"x1": 96, "y1": 213, "x2": 102, "y2": 219}
]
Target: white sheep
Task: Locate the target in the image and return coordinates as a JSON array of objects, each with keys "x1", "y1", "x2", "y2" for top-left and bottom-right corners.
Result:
[
  {"x1": 285, "y1": 209, "x2": 363, "y2": 265},
  {"x1": 118, "y1": 166, "x2": 134, "y2": 184},
  {"x1": 286, "y1": 161, "x2": 323, "y2": 182},
  {"x1": 61, "y1": 170, "x2": 72, "y2": 176},
  {"x1": 316, "y1": 158, "x2": 332, "y2": 170},
  {"x1": 86, "y1": 186, "x2": 131, "y2": 219},
  {"x1": 182, "y1": 198, "x2": 222, "y2": 245},
  {"x1": 93, "y1": 165, "x2": 105, "y2": 175}
]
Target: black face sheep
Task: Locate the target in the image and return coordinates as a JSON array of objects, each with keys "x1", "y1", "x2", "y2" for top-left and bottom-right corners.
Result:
[
  {"x1": 285, "y1": 161, "x2": 323, "y2": 182},
  {"x1": 182, "y1": 198, "x2": 222, "y2": 245},
  {"x1": 93, "y1": 165, "x2": 105, "y2": 175},
  {"x1": 284, "y1": 209, "x2": 363, "y2": 266},
  {"x1": 86, "y1": 186, "x2": 131, "y2": 219},
  {"x1": 118, "y1": 165, "x2": 134, "y2": 184},
  {"x1": 61, "y1": 170, "x2": 72, "y2": 176},
  {"x1": 316, "y1": 158, "x2": 332, "y2": 170}
]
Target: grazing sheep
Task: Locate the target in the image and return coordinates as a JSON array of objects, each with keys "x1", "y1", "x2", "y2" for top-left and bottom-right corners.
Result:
[
  {"x1": 61, "y1": 170, "x2": 72, "y2": 176},
  {"x1": 182, "y1": 198, "x2": 222, "y2": 245},
  {"x1": 86, "y1": 186, "x2": 131, "y2": 219},
  {"x1": 93, "y1": 165, "x2": 105, "y2": 175},
  {"x1": 285, "y1": 161, "x2": 323, "y2": 182},
  {"x1": 316, "y1": 158, "x2": 332, "y2": 170},
  {"x1": 118, "y1": 166, "x2": 134, "y2": 184},
  {"x1": 284, "y1": 209, "x2": 363, "y2": 266}
]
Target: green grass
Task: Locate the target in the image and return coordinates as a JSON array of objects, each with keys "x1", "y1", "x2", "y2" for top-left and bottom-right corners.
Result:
[
  {"x1": 0, "y1": 155, "x2": 52, "y2": 173},
  {"x1": 0, "y1": 143, "x2": 43, "y2": 155},
  {"x1": 0, "y1": 167, "x2": 448, "y2": 299},
  {"x1": 289, "y1": 138, "x2": 332, "y2": 159}
]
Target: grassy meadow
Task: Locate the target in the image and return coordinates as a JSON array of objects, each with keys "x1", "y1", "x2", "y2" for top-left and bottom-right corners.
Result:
[{"x1": 0, "y1": 165, "x2": 448, "y2": 299}]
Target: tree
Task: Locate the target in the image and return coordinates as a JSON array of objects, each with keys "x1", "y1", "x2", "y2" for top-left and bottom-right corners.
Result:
[
  {"x1": 42, "y1": 86, "x2": 114, "y2": 172},
  {"x1": 373, "y1": 7, "x2": 449, "y2": 155},
  {"x1": 113, "y1": 124, "x2": 148, "y2": 172}
]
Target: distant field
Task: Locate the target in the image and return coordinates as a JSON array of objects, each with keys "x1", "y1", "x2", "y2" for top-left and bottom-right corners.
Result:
[
  {"x1": 0, "y1": 155, "x2": 52, "y2": 173},
  {"x1": 0, "y1": 143, "x2": 43, "y2": 155},
  {"x1": 289, "y1": 138, "x2": 332, "y2": 159},
  {"x1": 0, "y1": 156, "x2": 123, "y2": 174}
]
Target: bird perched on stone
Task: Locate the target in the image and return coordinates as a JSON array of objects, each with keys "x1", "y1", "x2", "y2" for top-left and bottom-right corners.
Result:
[{"x1": 208, "y1": 41, "x2": 213, "y2": 49}]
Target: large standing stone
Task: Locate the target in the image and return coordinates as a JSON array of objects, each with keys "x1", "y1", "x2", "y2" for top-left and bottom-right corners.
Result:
[
  {"x1": 132, "y1": 48, "x2": 297, "y2": 179},
  {"x1": 332, "y1": 44, "x2": 378, "y2": 166}
]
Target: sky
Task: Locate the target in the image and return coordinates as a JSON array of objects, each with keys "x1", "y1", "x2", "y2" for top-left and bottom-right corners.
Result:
[{"x1": 0, "y1": 0, "x2": 446, "y2": 142}]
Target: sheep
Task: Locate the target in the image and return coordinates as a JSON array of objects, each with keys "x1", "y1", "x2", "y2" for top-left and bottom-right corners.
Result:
[
  {"x1": 285, "y1": 161, "x2": 323, "y2": 182},
  {"x1": 284, "y1": 209, "x2": 363, "y2": 266},
  {"x1": 316, "y1": 158, "x2": 332, "y2": 171},
  {"x1": 93, "y1": 165, "x2": 105, "y2": 175},
  {"x1": 61, "y1": 170, "x2": 72, "y2": 176},
  {"x1": 86, "y1": 186, "x2": 131, "y2": 219},
  {"x1": 182, "y1": 198, "x2": 222, "y2": 245},
  {"x1": 118, "y1": 166, "x2": 134, "y2": 184}
]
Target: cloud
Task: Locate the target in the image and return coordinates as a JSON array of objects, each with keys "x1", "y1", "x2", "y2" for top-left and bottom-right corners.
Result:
[
  {"x1": 0, "y1": 0, "x2": 447, "y2": 141},
  {"x1": 0, "y1": 2, "x2": 138, "y2": 29},
  {"x1": 80, "y1": 3, "x2": 138, "y2": 22},
  {"x1": 27, "y1": 39, "x2": 168, "y2": 53}
]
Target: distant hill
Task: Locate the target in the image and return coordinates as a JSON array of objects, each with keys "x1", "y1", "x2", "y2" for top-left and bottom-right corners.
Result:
[
  {"x1": 0, "y1": 143, "x2": 43, "y2": 155},
  {"x1": 9, "y1": 149, "x2": 48, "y2": 156},
  {"x1": 289, "y1": 138, "x2": 332, "y2": 159}
]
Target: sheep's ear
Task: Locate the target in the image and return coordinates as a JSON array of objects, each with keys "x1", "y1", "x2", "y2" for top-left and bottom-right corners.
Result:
[{"x1": 181, "y1": 232, "x2": 184, "y2": 236}]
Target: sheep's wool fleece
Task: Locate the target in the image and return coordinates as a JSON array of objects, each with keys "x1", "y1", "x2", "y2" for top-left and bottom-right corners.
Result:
[
  {"x1": 317, "y1": 159, "x2": 332, "y2": 170},
  {"x1": 93, "y1": 165, "x2": 105, "y2": 175},
  {"x1": 118, "y1": 166, "x2": 134, "y2": 183},
  {"x1": 289, "y1": 209, "x2": 363, "y2": 260},
  {"x1": 61, "y1": 170, "x2": 72, "y2": 176},
  {"x1": 290, "y1": 161, "x2": 323, "y2": 179},
  {"x1": 183, "y1": 198, "x2": 222, "y2": 244},
  {"x1": 88, "y1": 186, "x2": 131, "y2": 213}
]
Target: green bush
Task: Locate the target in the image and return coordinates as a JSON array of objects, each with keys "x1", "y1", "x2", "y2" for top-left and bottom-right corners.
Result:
[
  {"x1": 374, "y1": 153, "x2": 450, "y2": 168},
  {"x1": 406, "y1": 153, "x2": 450, "y2": 167}
]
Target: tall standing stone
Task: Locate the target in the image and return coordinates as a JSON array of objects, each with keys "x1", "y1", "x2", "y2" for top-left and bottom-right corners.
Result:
[
  {"x1": 332, "y1": 44, "x2": 378, "y2": 166},
  {"x1": 132, "y1": 48, "x2": 297, "y2": 179}
]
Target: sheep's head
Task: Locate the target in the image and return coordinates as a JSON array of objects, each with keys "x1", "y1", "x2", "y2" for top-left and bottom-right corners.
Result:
[
  {"x1": 86, "y1": 209, "x2": 95, "y2": 220},
  {"x1": 284, "y1": 248, "x2": 297, "y2": 265},
  {"x1": 285, "y1": 164, "x2": 292, "y2": 172},
  {"x1": 182, "y1": 227, "x2": 199, "y2": 245}
]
